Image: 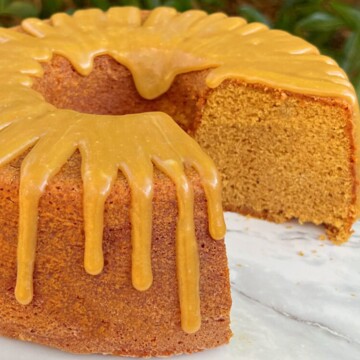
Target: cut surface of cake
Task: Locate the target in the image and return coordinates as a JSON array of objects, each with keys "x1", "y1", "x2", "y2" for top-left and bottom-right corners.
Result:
[
  {"x1": 33, "y1": 53, "x2": 359, "y2": 243},
  {"x1": 0, "y1": 5, "x2": 359, "y2": 357}
]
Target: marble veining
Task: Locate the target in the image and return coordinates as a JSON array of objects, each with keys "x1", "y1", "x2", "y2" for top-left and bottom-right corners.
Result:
[{"x1": 1, "y1": 212, "x2": 360, "y2": 359}]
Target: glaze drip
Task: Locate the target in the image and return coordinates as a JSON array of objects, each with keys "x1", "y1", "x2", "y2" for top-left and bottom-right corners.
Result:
[
  {"x1": 16, "y1": 7, "x2": 358, "y2": 105},
  {"x1": 0, "y1": 6, "x2": 358, "y2": 334},
  {"x1": 1, "y1": 100, "x2": 224, "y2": 333}
]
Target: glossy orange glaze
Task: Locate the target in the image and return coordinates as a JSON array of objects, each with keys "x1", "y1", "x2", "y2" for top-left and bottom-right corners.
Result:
[{"x1": 0, "y1": 6, "x2": 358, "y2": 333}]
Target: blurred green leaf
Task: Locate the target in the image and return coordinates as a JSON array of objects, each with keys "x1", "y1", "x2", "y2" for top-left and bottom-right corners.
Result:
[
  {"x1": 73, "y1": 0, "x2": 86, "y2": 7},
  {"x1": 295, "y1": 12, "x2": 344, "y2": 34},
  {"x1": 66, "y1": 7, "x2": 76, "y2": 15},
  {"x1": 119, "y1": 0, "x2": 141, "y2": 6},
  {"x1": 164, "y1": 0, "x2": 192, "y2": 11},
  {"x1": 0, "y1": 0, "x2": 10, "y2": 12},
  {"x1": 3, "y1": 1, "x2": 39, "y2": 18},
  {"x1": 342, "y1": 31, "x2": 360, "y2": 72},
  {"x1": 237, "y1": 4, "x2": 272, "y2": 26},
  {"x1": 342, "y1": 30, "x2": 360, "y2": 100},
  {"x1": 40, "y1": 0, "x2": 63, "y2": 18},
  {"x1": 143, "y1": 0, "x2": 161, "y2": 9},
  {"x1": 275, "y1": 0, "x2": 324, "y2": 31},
  {"x1": 90, "y1": 0, "x2": 111, "y2": 10},
  {"x1": 331, "y1": 1, "x2": 360, "y2": 30}
]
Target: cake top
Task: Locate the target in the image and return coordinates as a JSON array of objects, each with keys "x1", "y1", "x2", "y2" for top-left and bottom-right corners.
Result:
[
  {"x1": 0, "y1": 6, "x2": 358, "y2": 334},
  {"x1": 0, "y1": 6, "x2": 357, "y2": 105}
]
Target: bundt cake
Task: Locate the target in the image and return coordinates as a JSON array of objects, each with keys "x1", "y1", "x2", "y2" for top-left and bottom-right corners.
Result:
[{"x1": 0, "y1": 5, "x2": 358, "y2": 357}]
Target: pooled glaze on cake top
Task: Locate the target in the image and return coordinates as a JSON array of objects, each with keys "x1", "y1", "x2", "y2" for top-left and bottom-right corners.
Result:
[
  {"x1": 0, "y1": 6, "x2": 358, "y2": 334},
  {"x1": 17, "y1": 6, "x2": 359, "y2": 105}
]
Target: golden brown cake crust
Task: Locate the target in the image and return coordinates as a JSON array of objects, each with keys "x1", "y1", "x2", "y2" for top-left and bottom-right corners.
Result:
[
  {"x1": 0, "y1": 153, "x2": 232, "y2": 356},
  {"x1": 0, "y1": 25, "x2": 233, "y2": 355},
  {"x1": 32, "y1": 54, "x2": 358, "y2": 243},
  {"x1": 1, "y1": 10, "x2": 358, "y2": 354},
  {"x1": 31, "y1": 54, "x2": 211, "y2": 132}
]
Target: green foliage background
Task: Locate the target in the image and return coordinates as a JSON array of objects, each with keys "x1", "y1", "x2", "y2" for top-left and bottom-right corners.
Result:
[{"x1": 0, "y1": 0, "x2": 359, "y2": 99}]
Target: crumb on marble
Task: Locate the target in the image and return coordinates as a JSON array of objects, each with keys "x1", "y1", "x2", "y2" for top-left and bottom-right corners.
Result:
[{"x1": 297, "y1": 251, "x2": 304, "y2": 256}]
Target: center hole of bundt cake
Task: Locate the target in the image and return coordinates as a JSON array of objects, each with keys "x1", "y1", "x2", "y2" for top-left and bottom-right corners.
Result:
[{"x1": 32, "y1": 55, "x2": 209, "y2": 132}]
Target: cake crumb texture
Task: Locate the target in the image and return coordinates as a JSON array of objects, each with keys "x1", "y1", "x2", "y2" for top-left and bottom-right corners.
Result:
[
  {"x1": 195, "y1": 81, "x2": 356, "y2": 243},
  {"x1": 32, "y1": 54, "x2": 358, "y2": 243}
]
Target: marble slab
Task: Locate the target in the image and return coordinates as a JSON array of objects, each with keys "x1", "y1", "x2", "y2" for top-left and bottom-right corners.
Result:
[{"x1": 1, "y1": 212, "x2": 360, "y2": 359}]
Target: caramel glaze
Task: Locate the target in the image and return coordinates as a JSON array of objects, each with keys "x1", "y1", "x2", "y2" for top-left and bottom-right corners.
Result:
[{"x1": 0, "y1": 6, "x2": 358, "y2": 333}]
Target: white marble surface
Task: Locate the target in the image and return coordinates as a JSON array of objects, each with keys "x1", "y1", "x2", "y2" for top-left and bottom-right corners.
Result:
[{"x1": 1, "y1": 212, "x2": 360, "y2": 360}]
